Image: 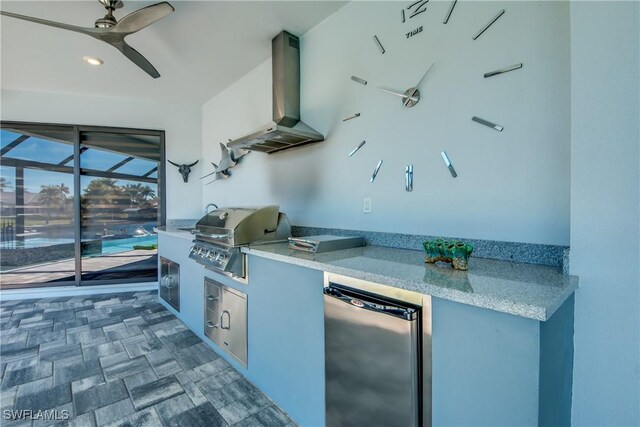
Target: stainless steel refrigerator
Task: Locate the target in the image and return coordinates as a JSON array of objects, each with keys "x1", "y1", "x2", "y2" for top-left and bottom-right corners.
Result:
[{"x1": 324, "y1": 282, "x2": 422, "y2": 427}]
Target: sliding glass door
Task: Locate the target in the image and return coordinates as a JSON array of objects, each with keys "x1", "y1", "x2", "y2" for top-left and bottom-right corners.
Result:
[
  {"x1": 0, "y1": 125, "x2": 77, "y2": 288},
  {"x1": 79, "y1": 130, "x2": 161, "y2": 283},
  {"x1": 0, "y1": 122, "x2": 165, "y2": 289}
]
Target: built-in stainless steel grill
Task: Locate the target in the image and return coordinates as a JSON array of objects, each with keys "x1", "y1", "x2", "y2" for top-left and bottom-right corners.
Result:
[{"x1": 189, "y1": 205, "x2": 290, "y2": 278}]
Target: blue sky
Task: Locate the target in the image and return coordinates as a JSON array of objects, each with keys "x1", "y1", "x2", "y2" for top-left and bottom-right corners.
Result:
[{"x1": 1, "y1": 130, "x2": 158, "y2": 193}]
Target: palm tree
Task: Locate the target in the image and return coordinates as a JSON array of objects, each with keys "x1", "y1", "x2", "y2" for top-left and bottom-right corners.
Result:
[
  {"x1": 0, "y1": 177, "x2": 12, "y2": 191},
  {"x1": 124, "y1": 183, "x2": 156, "y2": 207},
  {"x1": 81, "y1": 178, "x2": 126, "y2": 220},
  {"x1": 139, "y1": 185, "x2": 155, "y2": 201},
  {"x1": 39, "y1": 183, "x2": 70, "y2": 223}
]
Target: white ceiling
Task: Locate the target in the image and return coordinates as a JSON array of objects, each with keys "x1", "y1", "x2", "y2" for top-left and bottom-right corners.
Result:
[{"x1": 0, "y1": 1, "x2": 346, "y2": 105}]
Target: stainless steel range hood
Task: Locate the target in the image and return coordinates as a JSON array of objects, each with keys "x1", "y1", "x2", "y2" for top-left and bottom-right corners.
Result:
[{"x1": 228, "y1": 31, "x2": 324, "y2": 154}]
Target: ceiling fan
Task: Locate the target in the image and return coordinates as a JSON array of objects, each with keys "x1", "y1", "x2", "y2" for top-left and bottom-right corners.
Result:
[{"x1": 0, "y1": 0, "x2": 174, "y2": 79}]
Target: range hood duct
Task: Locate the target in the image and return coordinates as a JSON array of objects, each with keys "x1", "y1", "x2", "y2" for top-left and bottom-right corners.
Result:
[{"x1": 227, "y1": 31, "x2": 324, "y2": 154}]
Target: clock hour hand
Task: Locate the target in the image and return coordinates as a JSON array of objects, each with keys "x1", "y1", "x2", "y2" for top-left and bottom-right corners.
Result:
[
  {"x1": 378, "y1": 87, "x2": 419, "y2": 102},
  {"x1": 404, "y1": 62, "x2": 435, "y2": 106}
]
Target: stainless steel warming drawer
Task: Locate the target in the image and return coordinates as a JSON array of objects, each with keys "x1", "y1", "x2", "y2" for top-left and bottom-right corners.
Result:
[{"x1": 204, "y1": 278, "x2": 248, "y2": 367}]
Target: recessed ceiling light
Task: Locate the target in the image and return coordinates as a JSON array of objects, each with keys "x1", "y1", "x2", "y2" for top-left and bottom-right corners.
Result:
[{"x1": 83, "y1": 56, "x2": 103, "y2": 66}]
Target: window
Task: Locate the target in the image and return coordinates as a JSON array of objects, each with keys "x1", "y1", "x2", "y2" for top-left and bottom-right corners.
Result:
[{"x1": 0, "y1": 122, "x2": 165, "y2": 289}]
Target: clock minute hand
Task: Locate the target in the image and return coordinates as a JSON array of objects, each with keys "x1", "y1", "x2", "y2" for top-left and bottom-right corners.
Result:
[
  {"x1": 404, "y1": 62, "x2": 435, "y2": 107},
  {"x1": 379, "y1": 87, "x2": 419, "y2": 102}
]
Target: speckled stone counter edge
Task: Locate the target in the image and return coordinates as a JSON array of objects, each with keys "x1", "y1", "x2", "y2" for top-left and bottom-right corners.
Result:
[
  {"x1": 166, "y1": 219, "x2": 198, "y2": 228},
  {"x1": 156, "y1": 219, "x2": 198, "y2": 241},
  {"x1": 241, "y1": 246, "x2": 578, "y2": 322},
  {"x1": 293, "y1": 226, "x2": 569, "y2": 270}
]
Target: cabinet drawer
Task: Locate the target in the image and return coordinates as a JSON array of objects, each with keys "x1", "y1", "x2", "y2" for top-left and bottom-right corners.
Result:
[
  {"x1": 205, "y1": 281, "x2": 222, "y2": 313},
  {"x1": 203, "y1": 277, "x2": 247, "y2": 367},
  {"x1": 205, "y1": 307, "x2": 221, "y2": 341}
]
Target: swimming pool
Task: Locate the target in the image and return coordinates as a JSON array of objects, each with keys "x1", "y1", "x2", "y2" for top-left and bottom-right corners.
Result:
[
  {"x1": 0, "y1": 235, "x2": 157, "y2": 254},
  {"x1": 100, "y1": 235, "x2": 157, "y2": 255},
  {"x1": 0, "y1": 238, "x2": 74, "y2": 249}
]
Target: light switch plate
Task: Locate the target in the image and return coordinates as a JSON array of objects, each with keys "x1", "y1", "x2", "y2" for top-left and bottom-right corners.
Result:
[{"x1": 363, "y1": 197, "x2": 372, "y2": 214}]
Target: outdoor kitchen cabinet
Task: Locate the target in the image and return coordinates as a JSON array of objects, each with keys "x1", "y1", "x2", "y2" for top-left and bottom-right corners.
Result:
[
  {"x1": 158, "y1": 230, "x2": 574, "y2": 427},
  {"x1": 157, "y1": 231, "x2": 205, "y2": 335}
]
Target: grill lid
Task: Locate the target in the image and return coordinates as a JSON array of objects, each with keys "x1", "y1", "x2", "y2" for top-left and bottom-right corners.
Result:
[{"x1": 195, "y1": 205, "x2": 280, "y2": 246}]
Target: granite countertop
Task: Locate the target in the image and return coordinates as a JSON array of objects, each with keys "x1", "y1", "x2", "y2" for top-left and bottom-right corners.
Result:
[
  {"x1": 242, "y1": 243, "x2": 578, "y2": 321},
  {"x1": 155, "y1": 226, "x2": 194, "y2": 241}
]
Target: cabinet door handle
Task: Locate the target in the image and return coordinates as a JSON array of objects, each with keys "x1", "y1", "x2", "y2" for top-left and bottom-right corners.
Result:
[
  {"x1": 207, "y1": 295, "x2": 219, "y2": 301},
  {"x1": 206, "y1": 321, "x2": 219, "y2": 329},
  {"x1": 220, "y1": 310, "x2": 231, "y2": 330},
  {"x1": 164, "y1": 275, "x2": 176, "y2": 289}
]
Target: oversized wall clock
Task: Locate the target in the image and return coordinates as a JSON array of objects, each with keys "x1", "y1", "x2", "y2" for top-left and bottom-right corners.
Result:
[{"x1": 343, "y1": 0, "x2": 524, "y2": 191}]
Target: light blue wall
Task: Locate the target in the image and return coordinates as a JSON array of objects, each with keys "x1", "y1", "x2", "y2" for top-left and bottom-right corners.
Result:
[
  {"x1": 432, "y1": 298, "x2": 540, "y2": 426},
  {"x1": 247, "y1": 255, "x2": 326, "y2": 426},
  {"x1": 569, "y1": 2, "x2": 640, "y2": 425},
  {"x1": 539, "y1": 295, "x2": 574, "y2": 426}
]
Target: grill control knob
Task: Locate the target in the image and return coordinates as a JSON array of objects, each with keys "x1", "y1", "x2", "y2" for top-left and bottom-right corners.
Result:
[{"x1": 219, "y1": 212, "x2": 228, "y2": 220}]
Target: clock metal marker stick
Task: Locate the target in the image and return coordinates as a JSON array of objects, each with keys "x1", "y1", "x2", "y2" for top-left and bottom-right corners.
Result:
[
  {"x1": 441, "y1": 151, "x2": 458, "y2": 178},
  {"x1": 351, "y1": 76, "x2": 368, "y2": 85},
  {"x1": 349, "y1": 140, "x2": 367, "y2": 157},
  {"x1": 405, "y1": 165, "x2": 414, "y2": 192},
  {"x1": 402, "y1": 9, "x2": 406, "y2": 23},
  {"x1": 472, "y1": 116, "x2": 504, "y2": 132},
  {"x1": 404, "y1": 62, "x2": 435, "y2": 107},
  {"x1": 473, "y1": 9, "x2": 505, "y2": 40},
  {"x1": 373, "y1": 35, "x2": 385, "y2": 54},
  {"x1": 370, "y1": 160, "x2": 384, "y2": 182},
  {"x1": 484, "y1": 63, "x2": 523, "y2": 78},
  {"x1": 343, "y1": 113, "x2": 361, "y2": 122},
  {"x1": 409, "y1": 3, "x2": 428, "y2": 19},
  {"x1": 443, "y1": 0, "x2": 457, "y2": 24}
]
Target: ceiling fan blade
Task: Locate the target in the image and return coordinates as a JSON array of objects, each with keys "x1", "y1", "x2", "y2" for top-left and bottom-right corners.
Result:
[
  {"x1": 114, "y1": 41, "x2": 161, "y2": 78},
  {"x1": 0, "y1": 11, "x2": 102, "y2": 37},
  {"x1": 112, "y1": 2, "x2": 174, "y2": 35}
]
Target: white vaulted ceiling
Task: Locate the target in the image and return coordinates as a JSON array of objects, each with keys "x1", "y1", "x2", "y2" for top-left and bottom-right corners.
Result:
[{"x1": 0, "y1": 0, "x2": 346, "y2": 104}]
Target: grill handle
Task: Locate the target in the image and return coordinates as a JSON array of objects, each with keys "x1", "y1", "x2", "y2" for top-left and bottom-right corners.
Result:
[{"x1": 192, "y1": 229, "x2": 229, "y2": 240}]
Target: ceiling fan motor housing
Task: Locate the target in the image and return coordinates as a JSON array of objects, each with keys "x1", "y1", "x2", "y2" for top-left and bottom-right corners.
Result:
[{"x1": 95, "y1": 0, "x2": 123, "y2": 28}]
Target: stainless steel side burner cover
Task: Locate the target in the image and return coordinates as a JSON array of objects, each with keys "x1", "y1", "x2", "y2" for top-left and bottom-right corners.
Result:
[{"x1": 288, "y1": 235, "x2": 365, "y2": 253}]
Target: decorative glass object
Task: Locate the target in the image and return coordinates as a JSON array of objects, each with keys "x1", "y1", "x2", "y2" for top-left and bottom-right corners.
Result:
[{"x1": 423, "y1": 239, "x2": 473, "y2": 271}]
